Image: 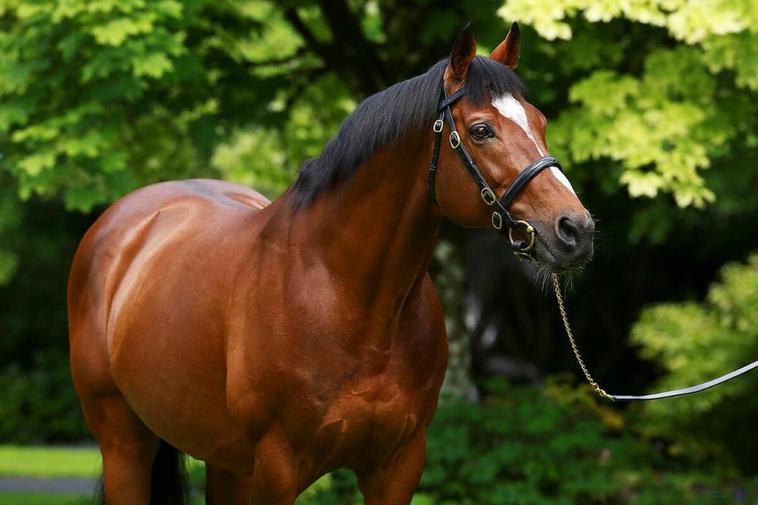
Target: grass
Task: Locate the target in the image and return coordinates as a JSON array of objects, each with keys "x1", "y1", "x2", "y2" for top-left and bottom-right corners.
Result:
[
  {"x1": 0, "y1": 445, "x2": 207, "y2": 479},
  {"x1": 0, "y1": 493, "x2": 90, "y2": 505},
  {"x1": 0, "y1": 445, "x2": 205, "y2": 504},
  {"x1": 0, "y1": 493, "x2": 207, "y2": 505},
  {"x1": 0, "y1": 445, "x2": 330, "y2": 504},
  {"x1": 0, "y1": 446, "x2": 100, "y2": 478}
]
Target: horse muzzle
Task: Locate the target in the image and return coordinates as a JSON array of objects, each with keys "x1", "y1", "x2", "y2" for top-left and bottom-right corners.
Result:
[{"x1": 534, "y1": 212, "x2": 595, "y2": 270}]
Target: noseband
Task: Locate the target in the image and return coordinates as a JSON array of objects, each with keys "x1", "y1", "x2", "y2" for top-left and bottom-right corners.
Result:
[{"x1": 428, "y1": 85, "x2": 563, "y2": 257}]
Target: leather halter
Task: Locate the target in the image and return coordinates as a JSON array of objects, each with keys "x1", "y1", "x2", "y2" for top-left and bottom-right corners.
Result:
[{"x1": 428, "y1": 85, "x2": 563, "y2": 257}]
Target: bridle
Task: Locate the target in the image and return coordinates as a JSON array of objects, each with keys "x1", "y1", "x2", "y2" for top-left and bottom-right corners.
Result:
[
  {"x1": 427, "y1": 85, "x2": 563, "y2": 258},
  {"x1": 427, "y1": 82, "x2": 758, "y2": 402}
]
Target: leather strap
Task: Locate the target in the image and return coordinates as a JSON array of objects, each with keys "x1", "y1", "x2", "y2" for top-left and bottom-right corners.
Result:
[
  {"x1": 500, "y1": 157, "x2": 560, "y2": 208},
  {"x1": 438, "y1": 87, "x2": 468, "y2": 111},
  {"x1": 427, "y1": 114, "x2": 444, "y2": 204}
]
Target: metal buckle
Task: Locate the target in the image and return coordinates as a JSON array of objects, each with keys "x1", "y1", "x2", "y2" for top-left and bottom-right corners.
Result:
[
  {"x1": 481, "y1": 187, "x2": 496, "y2": 206},
  {"x1": 449, "y1": 131, "x2": 461, "y2": 148},
  {"x1": 491, "y1": 211, "x2": 503, "y2": 230},
  {"x1": 433, "y1": 119, "x2": 444, "y2": 133},
  {"x1": 508, "y1": 219, "x2": 536, "y2": 253}
]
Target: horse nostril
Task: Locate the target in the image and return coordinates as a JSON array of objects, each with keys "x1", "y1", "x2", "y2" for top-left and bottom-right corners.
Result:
[{"x1": 556, "y1": 215, "x2": 579, "y2": 248}]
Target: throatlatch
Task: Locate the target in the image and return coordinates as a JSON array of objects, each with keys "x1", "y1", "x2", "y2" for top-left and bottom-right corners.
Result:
[{"x1": 428, "y1": 85, "x2": 563, "y2": 257}]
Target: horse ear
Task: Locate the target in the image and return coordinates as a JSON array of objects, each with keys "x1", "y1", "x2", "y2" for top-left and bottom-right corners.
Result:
[
  {"x1": 491, "y1": 22, "x2": 520, "y2": 69},
  {"x1": 445, "y1": 23, "x2": 477, "y2": 85}
]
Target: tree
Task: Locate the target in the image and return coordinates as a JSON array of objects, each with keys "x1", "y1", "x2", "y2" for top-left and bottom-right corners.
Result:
[{"x1": 631, "y1": 254, "x2": 758, "y2": 473}]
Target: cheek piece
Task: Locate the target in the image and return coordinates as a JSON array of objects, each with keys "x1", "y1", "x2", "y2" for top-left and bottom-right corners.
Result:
[{"x1": 428, "y1": 85, "x2": 562, "y2": 258}]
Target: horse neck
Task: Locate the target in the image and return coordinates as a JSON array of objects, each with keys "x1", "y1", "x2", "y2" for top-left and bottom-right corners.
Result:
[{"x1": 285, "y1": 133, "x2": 441, "y2": 328}]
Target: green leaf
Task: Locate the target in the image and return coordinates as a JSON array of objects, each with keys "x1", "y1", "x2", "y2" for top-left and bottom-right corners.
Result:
[{"x1": 131, "y1": 51, "x2": 173, "y2": 78}]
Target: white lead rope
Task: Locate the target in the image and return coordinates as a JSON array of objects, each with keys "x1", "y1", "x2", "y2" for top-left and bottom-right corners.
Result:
[{"x1": 551, "y1": 273, "x2": 758, "y2": 401}]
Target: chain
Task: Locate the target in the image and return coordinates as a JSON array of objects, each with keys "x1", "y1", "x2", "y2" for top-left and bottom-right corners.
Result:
[{"x1": 551, "y1": 273, "x2": 613, "y2": 401}]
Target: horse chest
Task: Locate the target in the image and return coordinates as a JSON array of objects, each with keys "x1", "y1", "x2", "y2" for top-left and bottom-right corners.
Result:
[
  {"x1": 311, "y1": 374, "x2": 424, "y2": 468},
  {"x1": 226, "y1": 273, "x2": 448, "y2": 471}
]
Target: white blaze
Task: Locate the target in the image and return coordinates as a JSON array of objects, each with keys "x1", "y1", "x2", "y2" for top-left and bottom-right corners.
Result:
[
  {"x1": 550, "y1": 166, "x2": 574, "y2": 193},
  {"x1": 491, "y1": 93, "x2": 576, "y2": 195}
]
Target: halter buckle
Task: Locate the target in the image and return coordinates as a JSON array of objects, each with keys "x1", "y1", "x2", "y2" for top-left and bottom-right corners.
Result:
[
  {"x1": 449, "y1": 131, "x2": 461, "y2": 149},
  {"x1": 481, "y1": 188, "x2": 496, "y2": 206},
  {"x1": 491, "y1": 211, "x2": 503, "y2": 230},
  {"x1": 508, "y1": 220, "x2": 536, "y2": 253},
  {"x1": 433, "y1": 119, "x2": 444, "y2": 133}
]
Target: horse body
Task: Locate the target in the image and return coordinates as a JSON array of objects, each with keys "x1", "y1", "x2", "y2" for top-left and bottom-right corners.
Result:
[{"x1": 69, "y1": 24, "x2": 595, "y2": 504}]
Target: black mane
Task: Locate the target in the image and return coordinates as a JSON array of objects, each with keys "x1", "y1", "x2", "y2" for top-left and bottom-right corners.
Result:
[{"x1": 291, "y1": 56, "x2": 525, "y2": 207}]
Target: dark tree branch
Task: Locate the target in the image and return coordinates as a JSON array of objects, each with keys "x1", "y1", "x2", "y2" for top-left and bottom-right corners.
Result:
[
  {"x1": 282, "y1": 7, "x2": 356, "y2": 88},
  {"x1": 316, "y1": 0, "x2": 389, "y2": 92},
  {"x1": 282, "y1": 66, "x2": 328, "y2": 114},
  {"x1": 283, "y1": 7, "x2": 323, "y2": 52},
  {"x1": 283, "y1": 3, "x2": 387, "y2": 97}
]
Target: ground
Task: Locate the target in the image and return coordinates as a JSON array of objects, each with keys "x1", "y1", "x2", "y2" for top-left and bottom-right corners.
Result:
[{"x1": 0, "y1": 445, "x2": 205, "y2": 505}]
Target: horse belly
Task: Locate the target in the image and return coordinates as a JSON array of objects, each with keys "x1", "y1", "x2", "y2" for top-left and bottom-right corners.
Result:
[{"x1": 109, "y1": 307, "x2": 251, "y2": 465}]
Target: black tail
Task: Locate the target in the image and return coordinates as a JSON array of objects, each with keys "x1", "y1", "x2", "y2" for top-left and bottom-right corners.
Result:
[
  {"x1": 93, "y1": 440, "x2": 189, "y2": 505},
  {"x1": 150, "y1": 440, "x2": 189, "y2": 505}
]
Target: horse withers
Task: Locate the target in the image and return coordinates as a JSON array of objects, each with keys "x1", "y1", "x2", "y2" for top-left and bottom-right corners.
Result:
[{"x1": 68, "y1": 23, "x2": 594, "y2": 505}]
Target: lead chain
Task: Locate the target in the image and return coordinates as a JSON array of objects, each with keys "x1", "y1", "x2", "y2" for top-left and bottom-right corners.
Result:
[{"x1": 551, "y1": 273, "x2": 613, "y2": 401}]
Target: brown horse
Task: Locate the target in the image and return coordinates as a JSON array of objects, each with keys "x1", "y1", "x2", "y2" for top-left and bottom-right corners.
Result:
[{"x1": 68, "y1": 24, "x2": 594, "y2": 504}]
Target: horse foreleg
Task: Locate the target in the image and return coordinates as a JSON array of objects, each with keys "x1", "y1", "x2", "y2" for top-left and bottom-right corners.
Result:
[
  {"x1": 248, "y1": 428, "x2": 300, "y2": 505},
  {"x1": 206, "y1": 463, "x2": 254, "y2": 505},
  {"x1": 357, "y1": 433, "x2": 426, "y2": 505}
]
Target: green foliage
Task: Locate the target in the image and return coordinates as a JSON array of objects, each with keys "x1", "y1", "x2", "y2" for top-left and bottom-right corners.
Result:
[
  {"x1": 501, "y1": 0, "x2": 758, "y2": 209},
  {"x1": 418, "y1": 380, "x2": 740, "y2": 505},
  {"x1": 0, "y1": 351, "x2": 89, "y2": 443},
  {"x1": 212, "y1": 73, "x2": 355, "y2": 196},
  {"x1": 0, "y1": 0, "x2": 195, "y2": 208},
  {"x1": 0, "y1": 0, "x2": 314, "y2": 276},
  {"x1": 631, "y1": 254, "x2": 758, "y2": 472}
]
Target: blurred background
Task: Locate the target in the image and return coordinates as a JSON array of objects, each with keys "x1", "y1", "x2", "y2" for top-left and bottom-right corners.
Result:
[{"x1": 0, "y1": 0, "x2": 757, "y2": 503}]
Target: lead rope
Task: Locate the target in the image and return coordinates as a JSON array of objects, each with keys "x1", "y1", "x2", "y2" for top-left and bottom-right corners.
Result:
[
  {"x1": 551, "y1": 272, "x2": 758, "y2": 401},
  {"x1": 551, "y1": 273, "x2": 613, "y2": 401}
]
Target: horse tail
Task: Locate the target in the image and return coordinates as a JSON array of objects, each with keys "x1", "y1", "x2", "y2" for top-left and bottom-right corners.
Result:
[
  {"x1": 92, "y1": 440, "x2": 189, "y2": 505},
  {"x1": 150, "y1": 440, "x2": 190, "y2": 505}
]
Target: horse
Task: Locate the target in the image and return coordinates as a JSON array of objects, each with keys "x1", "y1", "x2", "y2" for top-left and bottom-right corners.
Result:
[{"x1": 68, "y1": 23, "x2": 594, "y2": 505}]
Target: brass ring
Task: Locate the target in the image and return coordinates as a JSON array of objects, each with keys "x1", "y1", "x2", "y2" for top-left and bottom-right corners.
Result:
[
  {"x1": 480, "y1": 187, "x2": 496, "y2": 205},
  {"x1": 491, "y1": 211, "x2": 503, "y2": 230},
  {"x1": 449, "y1": 131, "x2": 461, "y2": 148},
  {"x1": 508, "y1": 219, "x2": 536, "y2": 252}
]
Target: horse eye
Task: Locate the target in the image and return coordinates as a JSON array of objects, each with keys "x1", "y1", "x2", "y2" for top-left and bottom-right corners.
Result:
[{"x1": 469, "y1": 123, "x2": 492, "y2": 140}]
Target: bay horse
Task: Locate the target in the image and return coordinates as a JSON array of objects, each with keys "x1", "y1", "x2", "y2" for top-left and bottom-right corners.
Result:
[{"x1": 68, "y1": 23, "x2": 594, "y2": 504}]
